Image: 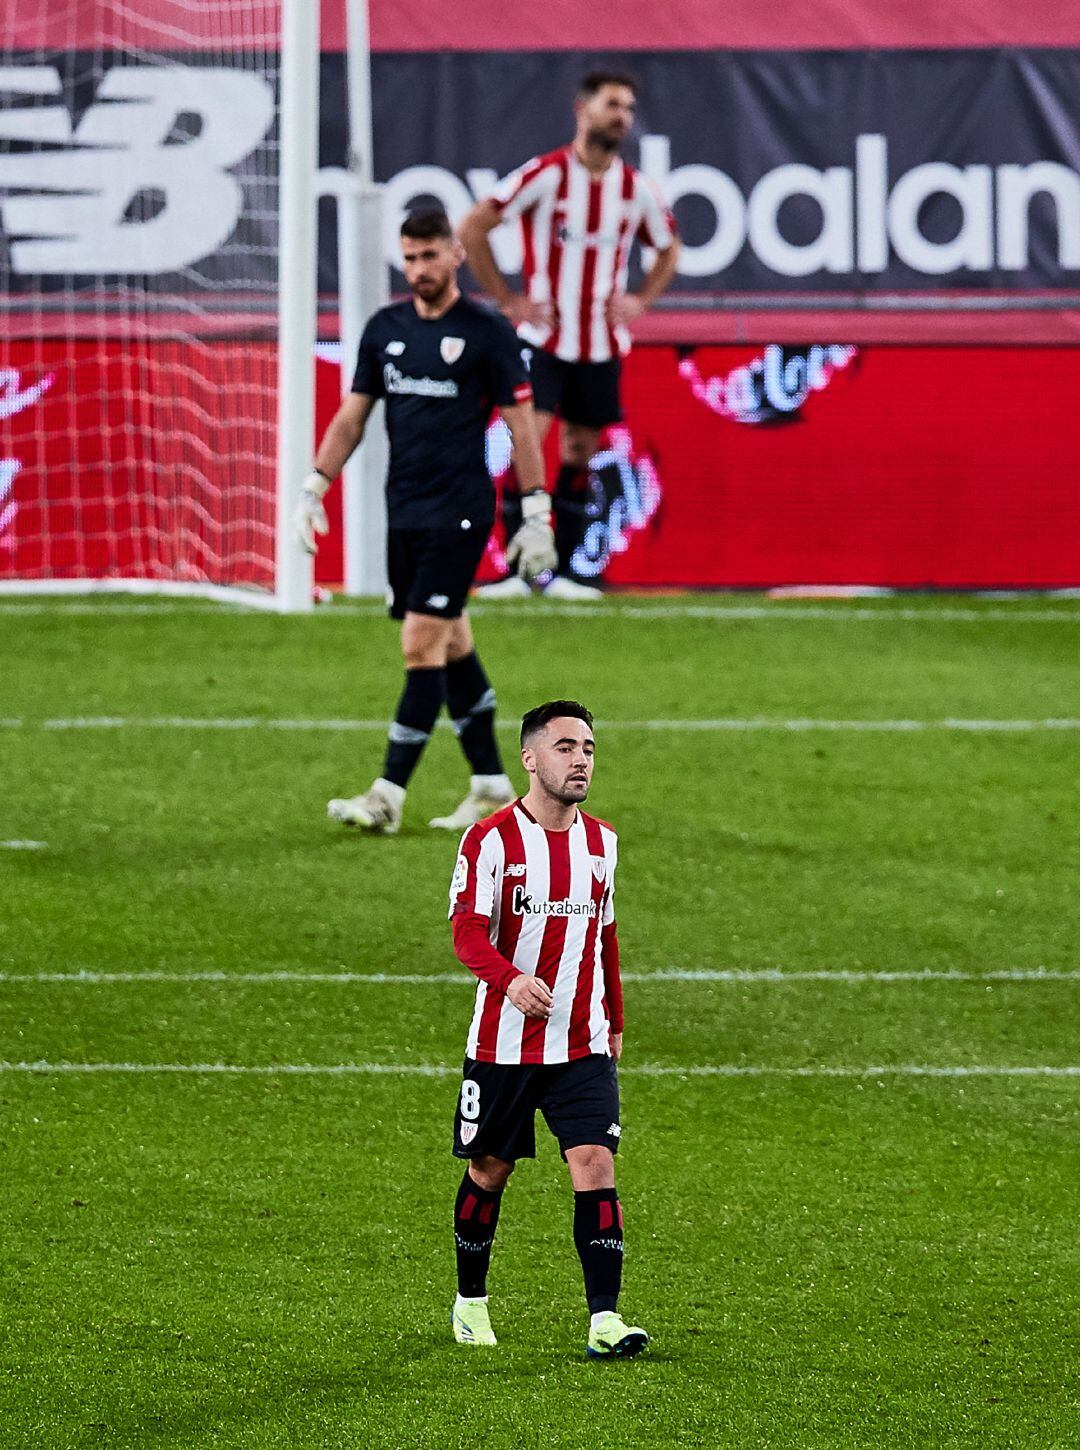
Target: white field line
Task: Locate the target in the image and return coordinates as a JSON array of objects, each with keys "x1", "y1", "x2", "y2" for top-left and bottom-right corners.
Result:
[
  {"x1": 3, "y1": 600, "x2": 1080, "y2": 623},
  {"x1": 0, "y1": 840, "x2": 48, "y2": 850},
  {"x1": 2, "y1": 968, "x2": 1077, "y2": 985},
  {"x1": 3, "y1": 716, "x2": 1080, "y2": 734},
  {"x1": 1, "y1": 1060, "x2": 1078, "y2": 1079}
]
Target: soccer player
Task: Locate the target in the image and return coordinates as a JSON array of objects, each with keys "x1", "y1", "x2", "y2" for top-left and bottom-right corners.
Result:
[
  {"x1": 458, "y1": 70, "x2": 680, "y2": 600},
  {"x1": 447, "y1": 700, "x2": 648, "y2": 1359},
  {"x1": 296, "y1": 209, "x2": 556, "y2": 834}
]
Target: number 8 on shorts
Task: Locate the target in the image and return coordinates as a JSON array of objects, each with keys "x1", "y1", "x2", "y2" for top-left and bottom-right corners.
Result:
[{"x1": 460, "y1": 1079, "x2": 481, "y2": 1121}]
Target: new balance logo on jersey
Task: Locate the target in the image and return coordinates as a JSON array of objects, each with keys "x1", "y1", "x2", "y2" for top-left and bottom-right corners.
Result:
[
  {"x1": 556, "y1": 223, "x2": 621, "y2": 249},
  {"x1": 511, "y1": 885, "x2": 598, "y2": 918},
  {"x1": 0, "y1": 65, "x2": 274, "y2": 275},
  {"x1": 383, "y1": 363, "x2": 459, "y2": 398},
  {"x1": 504, "y1": 862, "x2": 527, "y2": 878},
  {"x1": 386, "y1": 341, "x2": 406, "y2": 355}
]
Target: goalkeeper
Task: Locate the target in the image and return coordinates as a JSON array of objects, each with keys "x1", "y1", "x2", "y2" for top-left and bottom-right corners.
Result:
[{"x1": 297, "y1": 208, "x2": 553, "y2": 835}]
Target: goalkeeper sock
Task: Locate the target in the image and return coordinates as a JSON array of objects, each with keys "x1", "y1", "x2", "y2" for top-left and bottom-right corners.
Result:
[
  {"x1": 446, "y1": 652, "x2": 503, "y2": 777},
  {"x1": 454, "y1": 1171, "x2": 504, "y2": 1298},
  {"x1": 383, "y1": 666, "x2": 445, "y2": 788},
  {"x1": 573, "y1": 1188, "x2": 623, "y2": 1313},
  {"x1": 553, "y1": 463, "x2": 591, "y2": 579}
]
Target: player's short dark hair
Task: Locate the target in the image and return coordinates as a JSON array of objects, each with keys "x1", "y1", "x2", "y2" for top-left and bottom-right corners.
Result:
[
  {"x1": 400, "y1": 208, "x2": 453, "y2": 241},
  {"x1": 578, "y1": 69, "x2": 639, "y2": 99},
  {"x1": 520, "y1": 700, "x2": 595, "y2": 748}
]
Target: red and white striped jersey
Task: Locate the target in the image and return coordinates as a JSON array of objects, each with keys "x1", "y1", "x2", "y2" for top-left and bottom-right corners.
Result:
[
  {"x1": 448, "y1": 800, "x2": 620, "y2": 1065},
  {"x1": 489, "y1": 145, "x2": 677, "y2": 363}
]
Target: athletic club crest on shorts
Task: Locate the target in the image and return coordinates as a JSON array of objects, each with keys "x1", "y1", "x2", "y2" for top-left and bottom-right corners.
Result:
[
  {"x1": 441, "y1": 336, "x2": 465, "y2": 364},
  {"x1": 591, "y1": 855, "x2": 607, "y2": 883},
  {"x1": 459, "y1": 1121, "x2": 478, "y2": 1146}
]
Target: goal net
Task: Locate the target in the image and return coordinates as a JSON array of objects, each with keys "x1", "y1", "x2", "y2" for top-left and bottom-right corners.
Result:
[{"x1": 0, "y1": 2, "x2": 314, "y2": 607}]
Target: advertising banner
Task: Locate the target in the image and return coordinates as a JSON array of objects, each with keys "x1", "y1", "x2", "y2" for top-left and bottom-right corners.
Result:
[
  {"x1": 2, "y1": 50, "x2": 1080, "y2": 298},
  {"x1": 6, "y1": 340, "x2": 1075, "y2": 590}
]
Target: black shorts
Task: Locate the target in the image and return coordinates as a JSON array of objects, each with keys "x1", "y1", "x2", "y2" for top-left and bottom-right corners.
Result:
[
  {"x1": 386, "y1": 523, "x2": 490, "y2": 621},
  {"x1": 452, "y1": 1053, "x2": 621, "y2": 1164},
  {"x1": 528, "y1": 351, "x2": 623, "y2": 429}
]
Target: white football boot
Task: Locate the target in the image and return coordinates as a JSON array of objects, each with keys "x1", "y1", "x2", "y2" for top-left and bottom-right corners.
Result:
[
  {"x1": 473, "y1": 576, "x2": 533, "y2": 600},
  {"x1": 429, "y1": 774, "x2": 515, "y2": 830},
  {"x1": 327, "y1": 778, "x2": 405, "y2": 834},
  {"x1": 542, "y1": 575, "x2": 604, "y2": 602}
]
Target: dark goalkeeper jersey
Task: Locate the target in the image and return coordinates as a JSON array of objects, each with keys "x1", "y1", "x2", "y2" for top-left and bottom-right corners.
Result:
[{"x1": 350, "y1": 294, "x2": 533, "y2": 530}]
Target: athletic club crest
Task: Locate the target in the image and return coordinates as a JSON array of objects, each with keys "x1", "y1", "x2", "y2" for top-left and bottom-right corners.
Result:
[
  {"x1": 591, "y1": 856, "x2": 607, "y2": 883},
  {"x1": 460, "y1": 1121, "x2": 478, "y2": 1146},
  {"x1": 441, "y1": 336, "x2": 465, "y2": 364}
]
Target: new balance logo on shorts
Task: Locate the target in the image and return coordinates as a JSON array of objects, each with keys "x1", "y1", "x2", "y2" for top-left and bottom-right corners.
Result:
[{"x1": 607, "y1": 1122, "x2": 622, "y2": 1139}]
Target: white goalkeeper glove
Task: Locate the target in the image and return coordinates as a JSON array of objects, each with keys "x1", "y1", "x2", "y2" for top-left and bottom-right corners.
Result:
[
  {"x1": 505, "y1": 490, "x2": 557, "y2": 581},
  {"x1": 296, "y1": 470, "x2": 331, "y2": 555}
]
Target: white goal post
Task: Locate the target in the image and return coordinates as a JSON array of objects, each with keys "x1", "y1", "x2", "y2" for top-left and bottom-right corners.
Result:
[{"x1": 0, "y1": 0, "x2": 385, "y2": 612}]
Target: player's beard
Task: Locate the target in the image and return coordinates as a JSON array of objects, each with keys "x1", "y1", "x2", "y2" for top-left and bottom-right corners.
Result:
[
  {"x1": 537, "y1": 761, "x2": 590, "y2": 805},
  {"x1": 586, "y1": 125, "x2": 624, "y2": 154},
  {"x1": 411, "y1": 275, "x2": 453, "y2": 307}
]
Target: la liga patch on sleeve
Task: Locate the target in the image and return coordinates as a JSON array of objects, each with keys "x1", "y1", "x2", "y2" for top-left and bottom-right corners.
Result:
[{"x1": 451, "y1": 853, "x2": 469, "y2": 901}]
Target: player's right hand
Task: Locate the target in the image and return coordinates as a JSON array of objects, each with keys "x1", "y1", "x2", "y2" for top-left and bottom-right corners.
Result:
[
  {"x1": 295, "y1": 470, "x2": 330, "y2": 555},
  {"x1": 507, "y1": 973, "x2": 553, "y2": 1020}
]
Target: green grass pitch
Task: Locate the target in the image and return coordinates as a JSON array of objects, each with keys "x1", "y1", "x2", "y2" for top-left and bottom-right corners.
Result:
[{"x1": 2, "y1": 594, "x2": 1078, "y2": 1448}]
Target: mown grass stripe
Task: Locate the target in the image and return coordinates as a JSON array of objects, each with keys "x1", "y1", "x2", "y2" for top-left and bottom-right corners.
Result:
[
  {"x1": 2, "y1": 716, "x2": 1079, "y2": 733},
  {"x1": 2, "y1": 1060, "x2": 1078, "y2": 1078}
]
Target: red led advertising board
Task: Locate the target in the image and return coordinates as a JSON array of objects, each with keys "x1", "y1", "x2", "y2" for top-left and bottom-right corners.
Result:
[{"x1": 2, "y1": 341, "x2": 1078, "y2": 590}]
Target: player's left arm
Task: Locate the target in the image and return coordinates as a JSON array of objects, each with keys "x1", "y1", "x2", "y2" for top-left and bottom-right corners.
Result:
[
  {"x1": 501, "y1": 402, "x2": 556, "y2": 579},
  {"x1": 606, "y1": 240, "x2": 680, "y2": 328},
  {"x1": 600, "y1": 844, "x2": 624, "y2": 1060},
  {"x1": 607, "y1": 178, "x2": 681, "y2": 328},
  {"x1": 489, "y1": 322, "x2": 556, "y2": 578},
  {"x1": 602, "y1": 920, "x2": 624, "y2": 1061},
  {"x1": 500, "y1": 401, "x2": 546, "y2": 497}
]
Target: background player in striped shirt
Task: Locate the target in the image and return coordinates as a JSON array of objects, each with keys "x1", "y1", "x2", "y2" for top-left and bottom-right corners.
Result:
[
  {"x1": 459, "y1": 70, "x2": 680, "y2": 600},
  {"x1": 447, "y1": 700, "x2": 648, "y2": 1359}
]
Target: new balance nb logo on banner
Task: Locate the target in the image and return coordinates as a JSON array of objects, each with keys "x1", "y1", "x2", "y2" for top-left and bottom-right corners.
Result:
[{"x1": 0, "y1": 65, "x2": 274, "y2": 275}]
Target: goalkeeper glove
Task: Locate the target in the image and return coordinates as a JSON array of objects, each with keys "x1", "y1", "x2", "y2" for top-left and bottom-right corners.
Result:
[
  {"x1": 505, "y1": 490, "x2": 557, "y2": 581},
  {"x1": 296, "y1": 470, "x2": 331, "y2": 555}
]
